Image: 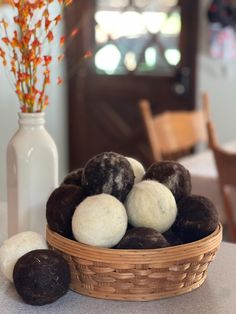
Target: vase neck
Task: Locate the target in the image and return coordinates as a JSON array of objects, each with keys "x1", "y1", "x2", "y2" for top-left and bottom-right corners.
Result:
[{"x1": 18, "y1": 112, "x2": 45, "y2": 127}]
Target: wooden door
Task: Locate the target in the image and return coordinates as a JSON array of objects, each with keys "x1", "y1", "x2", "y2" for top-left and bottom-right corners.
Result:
[{"x1": 65, "y1": 0, "x2": 199, "y2": 169}]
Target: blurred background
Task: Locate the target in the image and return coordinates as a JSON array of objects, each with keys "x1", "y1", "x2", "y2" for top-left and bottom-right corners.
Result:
[{"x1": 1, "y1": 0, "x2": 236, "y2": 201}]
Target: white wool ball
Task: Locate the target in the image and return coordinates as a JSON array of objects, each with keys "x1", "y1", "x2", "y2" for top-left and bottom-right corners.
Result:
[
  {"x1": 126, "y1": 157, "x2": 145, "y2": 183},
  {"x1": 126, "y1": 180, "x2": 177, "y2": 233},
  {"x1": 0, "y1": 231, "x2": 48, "y2": 282},
  {"x1": 72, "y1": 194, "x2": 128, "y2": 248}
]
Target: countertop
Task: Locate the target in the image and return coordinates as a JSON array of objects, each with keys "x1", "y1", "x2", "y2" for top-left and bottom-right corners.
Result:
[{"x1": 0, "y1": 241, "x2": 236, "y2": 314}]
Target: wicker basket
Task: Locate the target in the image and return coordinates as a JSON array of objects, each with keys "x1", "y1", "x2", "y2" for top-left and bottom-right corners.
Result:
[{"x1": 46, "y1": 224, "x2": 222, "y2": 301}]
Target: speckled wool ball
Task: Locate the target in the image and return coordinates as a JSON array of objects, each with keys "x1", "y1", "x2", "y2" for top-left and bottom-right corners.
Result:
[
  {"x1": 0, "y1": 231, "x2": 48, "y2": 282},
  {"x1": 82, "y1": 152, "x2": 135, "y2": 202},
  {"x1": 126, "y1": 180, "x2": 177, "y2": 233},
  {"x1": 143, "y1": 161, "x2": 191, "y2": 202},
  {"x1": 126, "y1": 157, "x2": 145, "y2": 183},
  {"x1": 72, "y1": 194, "x2": 128, "y2": 248}
]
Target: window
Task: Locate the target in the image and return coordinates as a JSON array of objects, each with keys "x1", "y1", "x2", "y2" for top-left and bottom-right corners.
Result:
[{"x1": 94, "y1": 0, "x2": 181, "y2": 75}]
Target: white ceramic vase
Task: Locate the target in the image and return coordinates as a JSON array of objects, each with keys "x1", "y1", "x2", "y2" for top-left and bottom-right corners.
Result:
[{"x1": 7, "y1": 112, "x2": 58, "y2": 237}]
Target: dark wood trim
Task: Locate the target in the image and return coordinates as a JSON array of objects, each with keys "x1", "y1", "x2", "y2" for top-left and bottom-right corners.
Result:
[
  {"x1": 180, "y1": 0, "x2": 199, "y2": 109},
  {"x1": 64, "y1": 1, "x2": 95, "y2": 168}
]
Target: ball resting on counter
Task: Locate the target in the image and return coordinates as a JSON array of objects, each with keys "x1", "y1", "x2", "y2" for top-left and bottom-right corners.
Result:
[
  {"x1": 13, "y1": 249, "x2": 70, "y2": 306},
  {"x1": 0, "y1": 231, "x2": 48, "y2": 282},
  {"x1": 82, "y1": 152, "x2": 134, "y2": 202},
  {"x1": 72, "y1": 194, "x2": 128, "y2": 248},
  {"x1": 126, "y1": 180, "x2": 177, "y2": 233},
  {"x1": 172, "y1": 195, "x2": 219, "y2": 243},
  {"x1": 126, "y1": 157, "x2": 145, "y2": 184},
  {"x1": 143, "y1": 161, "x2": 192, "y2": 201}
]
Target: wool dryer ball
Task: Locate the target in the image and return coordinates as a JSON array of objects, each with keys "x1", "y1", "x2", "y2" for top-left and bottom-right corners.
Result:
[
  {"x1": 0, "y1": 231, "x2": 48, "y2": 282},
  {"x1": 126, "y1": 157, "x2": 145, "y2": 183},
  {"x1": 72, "y1": 194, "x2": 128, "y2": 248},
  {"x1": 13, "y1": 249, "x2": 70, "y2": 306},
  {"x1": 82, "y1": 152, "x2": 134, "y2": 202},
  {"x1": 46, "y1": 184, "x2": 85, "y2": 239},
  {"x1": 143, "y1": 161, "x2": 192, "y2": 202},
  {"x1": 115, "y1": 227, "x2": 170, "y2": 249},
  {"x1": 126, "y1": 180, "x2": 177, "y2": 233},
  {"x1": 62, "y1": 168, "x2": 83, "y2": 186},
  {"x1": 172, "y1": 195, "x2": 219, "y2": 243}
]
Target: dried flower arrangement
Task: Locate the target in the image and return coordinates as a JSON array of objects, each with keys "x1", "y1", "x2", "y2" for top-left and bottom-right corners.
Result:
[{"x1": 0, "y1": 0, "x2": 78, "y2": 112}]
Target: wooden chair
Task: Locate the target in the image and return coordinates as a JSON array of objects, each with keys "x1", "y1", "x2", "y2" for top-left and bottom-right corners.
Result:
[
  {"x1": 207, "y1": 119, "x2": 236, "y2": 242},
  {"x1": 139, "y1": 94, "x2": 210, "y2": 161}
]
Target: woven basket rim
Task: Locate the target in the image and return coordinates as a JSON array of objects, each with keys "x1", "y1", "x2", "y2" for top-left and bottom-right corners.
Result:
[
  {"x1": 46, "y1": 224, "x2": 222, "y2": 264},
  {"x1": 47, "y1": 224, "x2": 222, "y2": 252}
]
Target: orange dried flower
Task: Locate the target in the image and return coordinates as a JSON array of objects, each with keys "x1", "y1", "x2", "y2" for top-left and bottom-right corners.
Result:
[
  {"x1": 0, "y1": 19, "x2": 8, "y2": 29},
  {"x1": 54, "y1": 15, "x2": 62, "y2": 25},
  {"x1": 84, "y1": 50, "x2": 93, "y2": 59},
  {"x1": 32, "y1": 38, "x2": 41, "y2": 49},
  {"x1": 47, "y1": 31, "x2": 54, "y2": 42},
  {"x1": 59, "y1": 36, "x2": 65, "y2": 47},
  {"x1": 70, "y1": 27, "x2": 79, "y2": 37},
  {"x1": 64, "y1": 0, "x2": 73, "y2": 6},
  {"x1": 57, "y1": 76, "x2": 63, "y2": 85},
  {"x1": 58, "y1": 54, "x2": 64, "y2": 62},
  {"x1": 0, "y1": 47, "x2": 7, "y2": 66},
  {"x1": 45, "y1": 18, "x2": 51, "y2": 30},
  {"x1": 0, "y1": 0, "x2": 75, "y2": 113},
  {"x1": 2, "y1": 37, "x2": 10, "y2": 45},
  {"x1": 44, "y1": 55, "x2": 52, "y2": 66}
]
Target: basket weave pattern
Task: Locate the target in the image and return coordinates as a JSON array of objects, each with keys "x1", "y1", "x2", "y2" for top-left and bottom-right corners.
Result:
[{"x1": 46, "y1": 224, "x2": 222, "y2": 301}]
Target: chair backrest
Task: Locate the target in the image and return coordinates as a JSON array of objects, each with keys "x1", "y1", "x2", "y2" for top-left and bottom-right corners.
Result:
[
  {"x1": 207, "y1": 119, "x2": 236, "y2": 241},
  {"x1": 139, "y1": 95, "x2": 210, "y2": 161},
  {"x1": 207, "y1": 121, "x2": 236, "y2": 187}
]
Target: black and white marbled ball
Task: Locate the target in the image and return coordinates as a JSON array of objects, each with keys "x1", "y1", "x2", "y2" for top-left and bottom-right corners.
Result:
[
  {"x1": 82, "y1": 152, "x2": 135, "y2": 202},
  {"x1": 172, "y1": 195, "x2": 219, "y2": 243},
  {"x1": 143, "y1": 161, "x2": 191, "y2": 201}
]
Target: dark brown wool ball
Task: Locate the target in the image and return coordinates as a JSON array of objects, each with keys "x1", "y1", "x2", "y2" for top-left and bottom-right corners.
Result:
[
  {"x1": 13, "y1": 250, "x2": 70, "y2": 306},
  {"x1": 46, "y1": 185, "x2": 85, "y2": 239},
  {"x1": 162, "y1": 228, "x2": 183, "y2": 246},
  {"x1": 82, "y1": 152, "x2": 135, "y2": 202},
  {"x1": 115, "y1": 227, "x2": 170, "y2": 249},
  {"x1": 172, "y1": 195, "x2": 219, "y2": 243},
  {"x1": 62, "y1": 168, "x2": 83, "y2": 186},
  {"x1": 143, "y1": 161, "x2": 192, "y2": 201}
]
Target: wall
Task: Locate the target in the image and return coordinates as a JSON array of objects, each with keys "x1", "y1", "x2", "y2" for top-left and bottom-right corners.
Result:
[
  {"x1": 197, "y1": 0, "x2": 236, "y2": 143},
  {"x1": 0, "y1": 5, "x2": 68, "y2": 201}
]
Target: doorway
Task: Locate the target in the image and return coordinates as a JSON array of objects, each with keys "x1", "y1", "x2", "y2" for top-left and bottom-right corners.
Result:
[{"x1": 65, "y1": 0, "x2": 199, "y2": 168}]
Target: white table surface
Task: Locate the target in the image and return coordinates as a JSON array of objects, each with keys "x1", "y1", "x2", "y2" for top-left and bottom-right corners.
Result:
[
  {"x1": 0, "y1": 241, "x2": 235, "y2": 314},
  {"x1": 179, "y1": 140, "x2": 236, "y2": 223}
]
